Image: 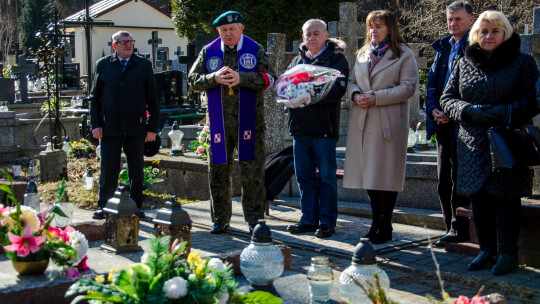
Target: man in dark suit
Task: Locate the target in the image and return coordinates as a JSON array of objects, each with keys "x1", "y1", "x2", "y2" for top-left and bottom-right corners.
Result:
[
  {"x1": 90, "y1": 30, "x2": 159, "y2": 219},
  {"x1": 425, "y1": 1, "x2": 473, "y2": 246}
]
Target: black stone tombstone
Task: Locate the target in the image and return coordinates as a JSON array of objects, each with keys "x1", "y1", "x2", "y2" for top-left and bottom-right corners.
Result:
[
  {"x1": 0, "y1": 78, "x2": 15, "y2": 103},
  {"x1": 179, "y1": 43, "x2": 197, "y2": 73},
  {"x1": 11, "y1": 55, "x2": 38, "y2": 104},
  {"x1": 154, "y1": 70, "x2": 183, "y2": 107},
  {"x1": 62, "y1": 63, "x2": 80, "y2": 88}
]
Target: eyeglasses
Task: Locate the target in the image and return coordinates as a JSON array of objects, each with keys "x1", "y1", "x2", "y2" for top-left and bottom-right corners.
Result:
[{"x1": 115, "y1": 40, "x2": 135, "y2": 46}]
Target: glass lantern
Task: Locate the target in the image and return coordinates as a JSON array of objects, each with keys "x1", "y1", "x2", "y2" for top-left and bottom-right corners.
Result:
[
  {"x1": 168, "y1": 121, "x2": 184, "y2": 156},
  {"x1": 339, "y1": 238, "x2": 390, "y2": 303},
  {"x1": 307, "y1": 256, "x2": 334, "y2": 303},
  {"x1": 12, "y1": 159, "x2": 21, "y2": 178},
  {"x1": 62, "y1": 137, "x2": 72, "y2": 154},
  {"x1": 28, "y1": 159, "x2": 39, "y2": 179},
  {"x1": 24, "y1": 180, "x2": 40, "y2": 212},
  {"x1": 84, "y1": 166, "x2": 94, "y2": 191},
  {"x1": 415, "y1": 120, "x2": 428, "y2": 148},
  {"x1": 240, "y1": 219, "x2": 284, "y2": 292}
]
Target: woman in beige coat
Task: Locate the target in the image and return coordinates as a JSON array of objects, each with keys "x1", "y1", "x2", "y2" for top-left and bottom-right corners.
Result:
[{"x1": 344, "y1": 10, "x2": 418, "y2": 244}]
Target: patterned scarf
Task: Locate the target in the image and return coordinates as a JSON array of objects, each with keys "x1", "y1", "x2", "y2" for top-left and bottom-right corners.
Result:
[{"x1": 367, "y1": 38, "x2": 390, "y2": 76}]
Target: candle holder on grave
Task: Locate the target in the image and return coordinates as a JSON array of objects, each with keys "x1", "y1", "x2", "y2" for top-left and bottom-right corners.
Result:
[
  {"x1": 153, "y1": 195, "x2": 192, "y2": 257},
  {"x1": 100, "y1": 185, "x2": 142, "y2": 253}
]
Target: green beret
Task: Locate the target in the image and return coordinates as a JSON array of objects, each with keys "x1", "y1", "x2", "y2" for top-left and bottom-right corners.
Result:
[{"x1": 213, "y1": 10, "x2": 244, "y2": 27}]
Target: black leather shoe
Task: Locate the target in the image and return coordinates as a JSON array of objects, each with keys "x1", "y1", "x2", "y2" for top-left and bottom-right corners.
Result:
[
  {"x1": 287, "y1": 222, "x2": 318, "y2": 234},
  {"x1": 435, "y1": 230, "x2": 469, "y2": 247},
  {"x1": 92, "y1": 209, "x2": 104, "y2": 220},
  {"x1": 315, "y1": 224, "x2": 335, "y2": 238},
  {"x1": 468, "y1": 251, "x2": 495, "y2": 271},
  {"x1": 248, "y1": 223, "x2": 257, "y2": 235},
  {"x1": 491, "y1": 254, "x2": 519, "y2": 276},
  {"x1": 210, "y1": 222, "x2": 229, "y2": 234}
]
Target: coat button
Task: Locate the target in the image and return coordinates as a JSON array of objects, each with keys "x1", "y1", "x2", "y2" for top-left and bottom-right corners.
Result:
[{"x1": 367, "y1": 130, "x2": 371, "y2": 134}]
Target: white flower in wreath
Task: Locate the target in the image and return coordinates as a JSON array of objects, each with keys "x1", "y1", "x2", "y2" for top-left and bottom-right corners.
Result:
[
  {"x1": 163, "y1": 276, "x2": 188, "y2": 299},
  {"x1": 208, "y1": 258, "x2": 226, "y2": 271},
  {"x1": 67, "y1": 229, "x2": 89, "y2": 261}
]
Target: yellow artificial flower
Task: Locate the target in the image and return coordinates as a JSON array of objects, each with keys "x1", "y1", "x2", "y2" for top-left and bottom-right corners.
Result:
[
  {"x1": 108, "y1": 268, "x2": 117, "y2": 282},
  {"x1": 196, "y1": 264, "x2": 205, "y2": 278},
  {"x1": 87, "y1": 291, "x2": 98, "y2": 294},
  {"x1": 188, "y1": 250, "x2": 200, "y2": 265},
  {"x1": 95, "y1": 275, "x2": 105, "y2": 283}
]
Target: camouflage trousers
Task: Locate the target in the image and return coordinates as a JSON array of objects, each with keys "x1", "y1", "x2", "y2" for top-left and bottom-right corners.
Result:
[{"x1": 207, "y1": 128, "x2": 266, "y2": 225}]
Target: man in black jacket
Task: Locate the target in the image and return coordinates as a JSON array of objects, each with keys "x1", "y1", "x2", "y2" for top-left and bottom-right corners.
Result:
[
  {"x1": 285, "y1": 19, "x2": 348, "y2": 237},
  {"x1": 425, "y1": 1, "x2": 473, "y2": 247},
  {"x1": 90, "y1": 31, "x2": 159, "y2": 219}
]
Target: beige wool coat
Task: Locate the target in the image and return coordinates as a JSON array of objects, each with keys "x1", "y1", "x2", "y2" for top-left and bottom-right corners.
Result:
[{"x1": 343, "y1": 44, "x2": 418, "y2": 192}]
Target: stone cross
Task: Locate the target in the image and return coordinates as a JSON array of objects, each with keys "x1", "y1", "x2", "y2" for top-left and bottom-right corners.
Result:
[
  {"x1": 11, "y1": 55, "x2": 38, "y2": 104},
  {"x1": 264, "y1": 33, "x2": 296, "y2": 154},
  {"x1": 328, "y1": 2, "x2": 365, "y2": 73},
  {"x1": 179, "y1": 43, "x2": 197, "y2": 73},
  {"x1": 409, "y1": 43, "x2": 427, "y2": 123},
  {"x1": 174, "y1": 46, "x2": 184, "y2": 63},
  {"x1": 147, "y1": 31, "x2": 162, "y2": 67}
]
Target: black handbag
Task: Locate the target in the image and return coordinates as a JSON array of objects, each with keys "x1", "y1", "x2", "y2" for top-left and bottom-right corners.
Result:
[{"x1": 487, "y1": 104, "x2": 540, "y2": 171}]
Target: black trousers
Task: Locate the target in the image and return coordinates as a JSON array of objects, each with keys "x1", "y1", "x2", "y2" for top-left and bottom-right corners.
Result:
[
  {"x1": 97, "y1": 135, "x2": 145, "y2": 209},
  {"x1": 470, "y1": 188, "x2": 521, "y2": 255},
  {"x1": 435, "y1": 122, "x2": 469, "y2": 234}
]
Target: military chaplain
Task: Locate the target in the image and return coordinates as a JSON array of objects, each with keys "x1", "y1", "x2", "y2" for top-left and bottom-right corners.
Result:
[{"x1": 188, "y1": 11, "x2": 276, "y2": 234}]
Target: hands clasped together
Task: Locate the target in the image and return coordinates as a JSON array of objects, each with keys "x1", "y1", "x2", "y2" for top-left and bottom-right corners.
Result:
[
  {"x1": 214, "y1": 66, "x2": 240, "y2": 88},
  {"x1": 353, "y1": 93, "x2": 376, "y2": 109}
]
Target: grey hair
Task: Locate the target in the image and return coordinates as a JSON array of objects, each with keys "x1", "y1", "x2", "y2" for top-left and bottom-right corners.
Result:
[
  {"x1": 302, "y1": 19, "x2": 327, "y2": 33},
  {"x1": 447, "y1": 0, "x2": 473, "y2": 15},
  {"x1": 112, "y1": 31, "x2": 132, "y2": 42}
]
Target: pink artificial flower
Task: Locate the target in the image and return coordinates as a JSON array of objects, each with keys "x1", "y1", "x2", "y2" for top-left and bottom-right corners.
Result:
[
  {"x1": 48, "y1": 226, "x2": 69, "y2": 242},
  {"x1": 471, "y1": 295, "x2": 490, "y2": 304},
  {"x1": 455, "y1": 296, "x2": 470, "y2": 304},
  {"x1": 4, "y1": 224, "x2": 45, "y2": 257},
  {"x1": 66, "y1": 267, "x2": 81, "y2": 278},
  {"x1": 197, "y1": 145, "x2": 205, "y2": 154},
  {"x1": 77, "y1": 255, "x2": 89, "y2": 271}
]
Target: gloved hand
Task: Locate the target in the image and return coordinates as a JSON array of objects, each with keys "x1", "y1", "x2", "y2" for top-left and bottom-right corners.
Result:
[
  {"x1": 482, "y1": 104, "x2": 508, "y2": 125},
  {"x1": 462, "y1": 104, "x2": 498, "y2": 125}
]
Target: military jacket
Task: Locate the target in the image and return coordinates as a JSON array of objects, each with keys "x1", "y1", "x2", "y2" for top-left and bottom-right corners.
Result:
[{"x1": 188, "y1": 36, "x2": 276, "y2": 137}]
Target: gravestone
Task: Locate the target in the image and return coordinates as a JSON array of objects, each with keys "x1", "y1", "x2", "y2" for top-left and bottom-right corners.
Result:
[
  {"x1": 39, "y1": 150, "x2": 67, "y2": 182},
  {"x1": 409, "y1": 43, "x2": 427, "y2": 123},
  {"x1": 154, "y1": 70, "x2": 183, "y2": 106},
  {"x1": 264, "y1": 33, "x2": 296, "y2": 154},
  {"x1": 179, "y1": 43, "x2": 198, "y2": 73},
  {"x1": 0, "y1": 78, "x2": 15, "y2": 103},
  {"x1": 0, "y1": 111, "x2": 20, "y2": 163},
  {"x1": 174, "y1": 46, "x2": 189, "y2": 96},
  {"x1": 62, "y1": 63, "x2": 80, "y2": 88},
  {"x1": 328, "y1": 2, "x2": 365, "y2": 74},
  {"x1": 11, "y1": 55, "x2": 38, "y2": 104}
]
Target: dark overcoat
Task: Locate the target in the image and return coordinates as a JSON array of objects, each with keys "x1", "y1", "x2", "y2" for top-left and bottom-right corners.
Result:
[
  {"x1": 90, "y1": 53, "x2": 159, "y2": 136},
  {"x1": 440, "y1": 33, "x2": 539, "y2": 199}
]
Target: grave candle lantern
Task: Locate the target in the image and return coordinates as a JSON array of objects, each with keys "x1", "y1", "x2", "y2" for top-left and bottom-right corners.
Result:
[
  {"x1": 101, "y1": 185, "x2": 142, "y2": 253},
  {"x1": 153, "y1": 195, "x2": 192, "y2": 257}
]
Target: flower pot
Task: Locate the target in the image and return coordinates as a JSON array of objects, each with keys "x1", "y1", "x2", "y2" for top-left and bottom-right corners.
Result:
[
  {"x1": 51, "y1": 202, "x2": 74, "y2": 227},
  {"x1": 12, "y1": 258, "x2": 49, "y2": 276}
]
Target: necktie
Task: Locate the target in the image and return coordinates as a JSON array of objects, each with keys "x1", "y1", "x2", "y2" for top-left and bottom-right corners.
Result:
[{"x1": 120, "y1": 59, "x2": 127, "y2": 70}]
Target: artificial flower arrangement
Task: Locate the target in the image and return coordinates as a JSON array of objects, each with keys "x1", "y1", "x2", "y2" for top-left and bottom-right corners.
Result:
[
  {"x1": 189, "y1": 125, "x2": 209, "y2": 159},
  {"x1": 66, "y1": 235, "x2": 281, "y2": 304},
  {"x1": 0, "y1": 169, "x2": 89, "y2": 277},
  {"x1": 274, "y1": 64, "x2": 344, "y2": 108},
  {"x1": 69, "y1": 139, "x2": 96, "y2": 159}
]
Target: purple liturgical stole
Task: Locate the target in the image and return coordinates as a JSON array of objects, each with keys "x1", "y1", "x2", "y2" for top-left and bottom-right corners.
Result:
[{"x1": 206, "y1": 35, "x2": 258, "y2": 164}]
